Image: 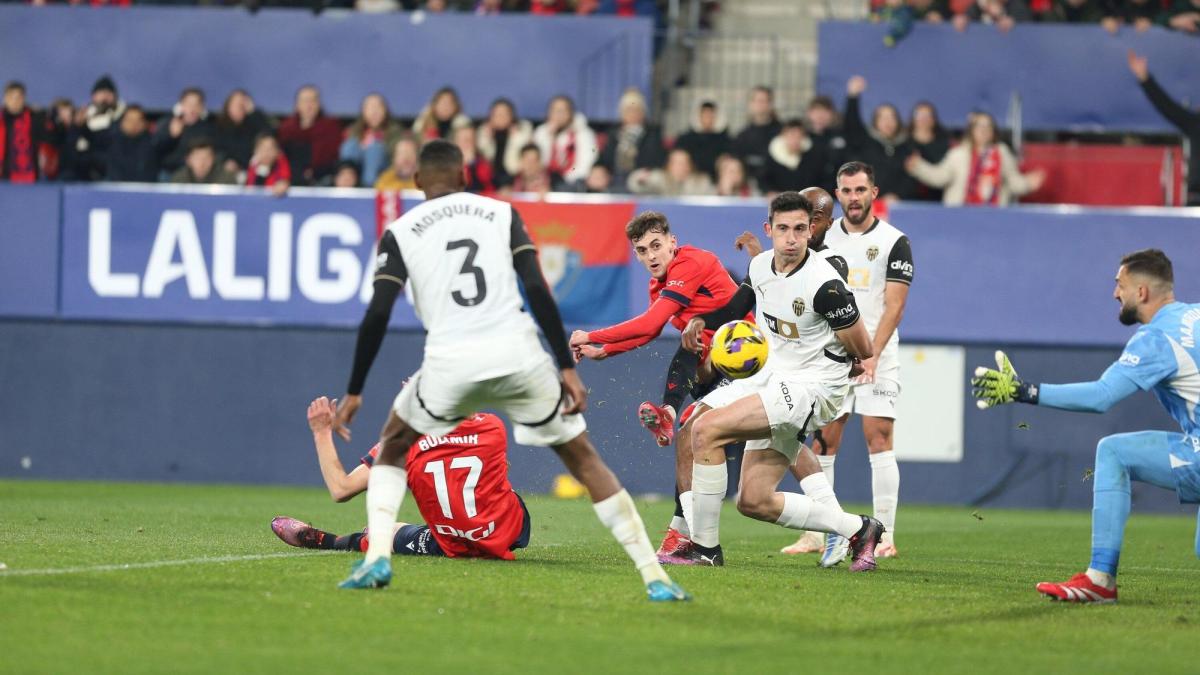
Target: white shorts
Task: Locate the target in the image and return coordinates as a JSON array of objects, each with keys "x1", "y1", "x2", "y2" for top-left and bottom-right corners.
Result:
[
  {"x1": 394, "y1": 352, "x2": 586, "y2": 447},
  {"x1": 699, "y1": 369, "x2": 846, "y2": 462},
  {"x1": 837, "y1": 374, "x2": 900, "y2": 419}
]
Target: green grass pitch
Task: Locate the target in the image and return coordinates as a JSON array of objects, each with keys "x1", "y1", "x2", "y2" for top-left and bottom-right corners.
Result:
[{"x1": 1, "y1": 479, "x2": 1197, "y2": 674}]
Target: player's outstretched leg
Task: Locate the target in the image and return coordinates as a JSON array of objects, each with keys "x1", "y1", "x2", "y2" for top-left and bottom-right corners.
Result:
[
  {"x1": 272, "y1": 517, "x2": 363, "y2": 551},
  {"x1": 554, "y1": 431, "x2": 691, "y2": 602},
  {"x1": 1037, "y1": 432, "x2": 1179, "y2": 603},
  {"x1": 340, "y1": 412, "x2": 421, "y2": 590},
  {"x1": 638, "y1": 401, "x2": 676, "y2": 448},
  {"x1": 658, "y1": 404, "x2": 701, "y2": 563}
]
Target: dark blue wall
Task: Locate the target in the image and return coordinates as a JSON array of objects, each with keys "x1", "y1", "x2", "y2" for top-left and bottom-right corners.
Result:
[
  {"x1": 817, "y1": 21, "x2": 1200, "y2": 133},
  {"x1": 0, "y1": 7, "x2": 652, "y2": 121},
  {"x1": 0, "y1": 319, "x2": 1192, "y2": 515}
]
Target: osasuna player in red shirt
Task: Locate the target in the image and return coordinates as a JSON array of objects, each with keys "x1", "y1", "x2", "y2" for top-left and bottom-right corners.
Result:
[
  {"x1": 569, "y1": 211, "x2": 748, "y2": 562},
  {"x1": 272, "y1": 397, "x2": 530, "y2": 560}
]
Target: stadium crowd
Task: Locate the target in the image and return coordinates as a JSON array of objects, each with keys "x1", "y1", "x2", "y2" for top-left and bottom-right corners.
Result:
[{"x1": 874, "y1": 0, "x2": 1200, "y2": 36}]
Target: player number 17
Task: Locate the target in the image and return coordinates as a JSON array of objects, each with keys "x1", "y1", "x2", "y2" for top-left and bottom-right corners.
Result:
[{"x1": 424, "y1": 456, "x2": 483, "y2": 518}]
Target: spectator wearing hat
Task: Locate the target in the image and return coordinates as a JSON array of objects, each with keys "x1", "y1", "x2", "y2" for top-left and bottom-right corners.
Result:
[
  {"x1": 105, "y1": 105, "x2": 158, "y2": 183},
  {"x1": 66, "y1": 75, "x2": 126, "y2": 181},
  {"x1": 374, "y1": 136, "x2": 419, "y2": 191},
  {"x1": 245, "y1": 133, "x2": 291, "y2": 197},
  {"x1": 673, "y1": 100, "x2": 731, "y2": 181},
  {"x1": 278, "y1": 85, "x2": 343, "y2": 185},
  {"x1": 598, "y1": 88, "x2": 665, "y2": 187},
  {"x1": 171, "y1": 139, "x2": 237, "y2": 185},
  {"x1": 153, "y1": 87, "x2": 215, "y2": 176},
  {"x1": 213, "y1": 89, "x2": 273, "y2": 174},
  {"x1": 1, "y1": 81, "x2": 54, "y2": 183}
]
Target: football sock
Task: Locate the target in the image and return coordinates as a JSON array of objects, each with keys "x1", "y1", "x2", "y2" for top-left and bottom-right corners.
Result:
[
  {"x1": 799, "y1": 472, "x2": 842, "y2": 509},
  {"x1": 311, "y1": 528, "x2": 339, "y2": 550},
  {"x1": 690, "y1": 463, "x2": 727, "y2": 548},
  {"x1": 1089, "y1": 434, "x2": 1177, "y2": 578},
  {"x1": 869, "y1": 451, "x2": 899, "y2": 537},
  {"x1": 777, "y1": 492, "x2": 862, "y2": 537},
  {"x1": 334, "y1": 532, "x2": 367, "y2": 552},
  {"x1": 673, "y1": 488, "x2": 684, "y2": 518},
  {"x1": 364, "y1": 465, "x2": 407, "y2": 562},
  {"x1": 817, "y1": 454, "x2": 837, "y2": 487},
  {"x1": 679, "y1": 490, "x2": 694, "y2": 538},
  {"x1": 593, "y1": 489, "x2": 669, "y2": 585}
]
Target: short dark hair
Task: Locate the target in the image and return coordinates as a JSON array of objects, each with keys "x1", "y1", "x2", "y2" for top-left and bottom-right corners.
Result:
[
  {"x1": 782, "y1": 117, "x2": 806, "y2": 132},
  {"x1": 625, "y1": 211, "x2": 671, "y2": 241},
  {"x1": 187, "y1": 138, "x2": 214, "y2": 154},
  {"x1": 837, "y1": 160, "x2": 875, "y2": 186},
  {"x1": 254, "y1": 132, "x2": 278, "y2": 146},
  {"x1": 519, "y1": 142, "x2": 541, "y2": 157},
  {"x1": 808, "y1": 95, "x2": 836, "y2": 111},
  {"x1": 418, "y1": 138, "x2": 464, "y2": 173},
  {"x1": 123, "y1": 104, "x2": 145, "y2": 118},
  {"x1": 1120, "y1": 249, "x2": 1174, "y2": 286},
  {"x1": 180, "y1": 87, "x2": 206, "y2": 104},
  {"x1": 4, "y1": 81, "x2": 25, "y2": 94},
  {"x1": 751, "y1": 85, "x2": 774, "y2": 100},
  {"x1": 768, "y1": 191, "x2": 814, "y2": 223},
  {"x1": 699, "y1": 100, "x2": 717, "y2": 111}
]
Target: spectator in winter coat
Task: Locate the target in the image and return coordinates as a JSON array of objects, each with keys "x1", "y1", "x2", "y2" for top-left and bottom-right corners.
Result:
[
  {"x1": 373, "y1": 136, "x2": 419, "y2": 191},
  {"x1": 339, "y1": 93, "x2": 405, "y2": 187},
  {"x1": 532, "y1": 95, "x2": 598, "y2": 187},
  {"x1": 804, "y1": 95, "x2": 847, "y2": 189},
  {"x1": 598, "y1": 88, "x2": 666, "y2": 187},
  {"x1": 760, "y1": 119, "x2": 828, "y2": 195},
  {"x1": 477, "y1": 98, "x2": 533, "y2": 189},
  {"x1": 171, "y1": 139, "x2": 237, "y2": 185},
  {"x1": 153, "y1": 87, "x2": 215, "y2": 176},
  {"x1": 673, "y1": 100, "x2": 731, "y2": 180},
  {"x1": 510, "y1": 143, "x2": 554, "y2": 195},
  {"x1": 1, "y1": 81, "x2": 54, "y2": 183},
  {"x1": 732, "y1": 85, "x2": 782, "y2": 183},
  {"x1": 105, "y1": 105, "x2": 158, "y2": 183},
  {"x1": 843, "y1": 75, "x2": 918, "y2": 201},
  {"x1": 245, "y1": 133, "x2": 291, "y2": 197},
  {"x1": 455, "y1": 125, "x2": 496, "y2": 194},
  {"x1": 907, "y1": 101, "x2": 950, "y2": 202},
  {"x1": 714, "y1": 154, "x2": 760, "y2": 197},
  {"x1": 1101, "y1": 0, "x2": 1161, "y2": 32},
  {"x1": 412, "y1": 87, "x2": 472, "y2": 141},
  {"x1": 906, "y1": 112, "x2": 1045, "y2": 206},
  {"x1": 1128, "y1": 50, "x2": 1200, "y2": 204},
  {"x1": 214, "y1": 89, "x2": 273, "y2": 174},
  {"x1": 626, "y1": 147, "x2": 715, "y2": 196},
  {"x1": 69, "y1": 75, "x2": 126, "y2": 181},
  {"x1": 1048, "y1": 0, "x2": 1106, "y2": 22},
  {"x1": 278, "y1": 85, "x2": 342, "y2": 185}
]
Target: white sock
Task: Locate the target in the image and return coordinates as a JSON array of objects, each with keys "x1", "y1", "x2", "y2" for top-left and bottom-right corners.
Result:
[
  {"x1": 364, "y1": 465, "x2": 407, "y2": 562},
  {"x1": 1085, "y1": 568, "x2": 1116, "y2": 589},
  {"x1": 669, "y1": 516, "x2": 689, "y2": 537},
  {"x1": 690, "y1": 463, "x2": 727, "y2": 548},
  {"x1": 818, "y1": 454, "x2": 837, "y2": 488},
  {"x1": 777, "y1": 491, "x2": 862, "y2": 537},
  {"x1": 593, "y1": 489, "x2": 669, "y2": 585},
  {"x1": 679, "y1": 490, "x2": 694, "y2": 538},
  {"x1": 799, "y1": 472, "x2": 842, "y2": 509},
  {"x1": 869, "y1": 451, "x2": 899, "y2": 537}
]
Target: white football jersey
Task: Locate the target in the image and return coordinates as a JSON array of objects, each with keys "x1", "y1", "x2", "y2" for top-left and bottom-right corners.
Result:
[
  {"x1": 382, "y1": 192, "x2": 544, "y2": 377},
  {"x1": 746, "y1": 249, "x2": 860, "y2": 386},
  {"x1": 824, "y1": 217, "x2": 913, "y2": 363}
]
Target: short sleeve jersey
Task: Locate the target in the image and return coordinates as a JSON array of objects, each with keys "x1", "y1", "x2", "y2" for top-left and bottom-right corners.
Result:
[
  {"x1": 745, "y1": 249, "x2": 861, "y2": 385},
  {"x1": 379, "y1": 192, "x2": 545, "y2": 378},
  {"x1": 824, "y1": 217, "x2": 913, "y2": 362},
  {"x1": 1106, "y1": 302, "x2": 1200, "y2": 437},
  {"x1": 360, "y1": 413, "x2": 525, "y2": 559}
]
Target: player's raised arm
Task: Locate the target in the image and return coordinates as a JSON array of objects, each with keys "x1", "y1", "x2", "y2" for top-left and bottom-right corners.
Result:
[
  {"x1": 308, "y1": 397, "x2": 371, "y2": 502},
  {"x1": 508, "y1": 207, "x2": 587, "y2": 413},
  {"x1": 337, "y1": 231, "x2": 408, "y2": 441},
  {"x1": 972, "y1": 348, "x2": 1153, "y2": 414}
]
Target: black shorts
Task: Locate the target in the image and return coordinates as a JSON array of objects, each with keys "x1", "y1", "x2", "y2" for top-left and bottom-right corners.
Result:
[{"x1": 394, "y1": 492, "x2": 532, "y2": 557}]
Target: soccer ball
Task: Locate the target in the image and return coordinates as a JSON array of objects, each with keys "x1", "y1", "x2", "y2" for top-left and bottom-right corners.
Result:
[{"x1": 709, "y1": 320, "x2": 768, "y2": 379}]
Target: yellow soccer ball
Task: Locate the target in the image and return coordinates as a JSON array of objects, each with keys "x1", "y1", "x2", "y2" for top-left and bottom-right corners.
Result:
[{"x1": 709, "y1": 320, "x2": 768, "y2": 379}]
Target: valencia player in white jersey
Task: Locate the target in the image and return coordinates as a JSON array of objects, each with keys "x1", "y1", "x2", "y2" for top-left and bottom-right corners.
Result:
[
  {"x1": 791, "y1": 161, "x2": 914, "y2": 564},
  {"x1": 670, "y1": 191, "x2": 885, "y2": 570},
  {"x1": 331, "y1": 140, "x2": 688, "y2": 601}
]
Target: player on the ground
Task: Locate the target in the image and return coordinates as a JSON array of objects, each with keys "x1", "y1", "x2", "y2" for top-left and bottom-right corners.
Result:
[
  {"x1": 785, "y1": 161, "x2": 913, "y2": 566},
  {"x1": 272, "y1": 397, "x2": 531, "y2": 559},
  {"x1": 670, "y1": 191, "x2": 884, "y2": 569},
  {"x1": 330, "y1": 140, "x2": 688, "y2": 601},
  {"x1": 973, "y1": 249, "x2": 1200, "y2": 603},
  {"x1": 569, "y1": 211, "x2": 749, "y2": 561},
  {"x1": 733, "y1": 186, "x2": 856, "y2": 555}
]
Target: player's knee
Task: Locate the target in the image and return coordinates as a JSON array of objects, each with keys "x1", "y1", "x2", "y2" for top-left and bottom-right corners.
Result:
[
  {"x1": 1094, "y1": 435, "x2": 1122, "y2": 468},
  {"x1": 691, "y1": 412, "x2": 725, "y2": 451},
  {"x1": 735, "y1": 491, "x2": 771, "y2": 522}
]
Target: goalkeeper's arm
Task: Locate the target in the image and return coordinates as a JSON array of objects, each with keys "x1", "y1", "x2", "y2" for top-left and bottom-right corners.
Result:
[{"x1": 973, "y1": 350, "x2": 1140, "y2": 413}]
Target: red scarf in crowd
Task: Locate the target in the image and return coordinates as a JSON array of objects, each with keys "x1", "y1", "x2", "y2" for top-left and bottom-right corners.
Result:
[
  {"x1": 246, "y1": 154, "x2": 292, "y2": 187},
  {"x1": 965, "y1": 145, "x2": 1002, "y2": 205},
  {"x1": 546, "y1": 129, "x2": 576, "y2": 180},
  {"x1": 0, "y1": 109, "x2": 38, "y2": 183}
]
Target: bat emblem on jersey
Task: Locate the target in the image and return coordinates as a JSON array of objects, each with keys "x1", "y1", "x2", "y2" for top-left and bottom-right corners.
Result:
[
  {"x1": 866, "y1": 245, "x2": 880, "y2": 262},
  {"x1": 792, "y1": 297, "x2": 805, "y2": 316}
]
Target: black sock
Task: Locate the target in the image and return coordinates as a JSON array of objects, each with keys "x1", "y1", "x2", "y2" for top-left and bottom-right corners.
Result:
[
  {"x1": 673, "y1": 487, "x2": 684, "y2": 519},
  {"x1": 333, "y1": 532, "x2": 366, "y2": 552},
  {"x1": 662, "y1": 347, "x2": 699, "y2": 413}
]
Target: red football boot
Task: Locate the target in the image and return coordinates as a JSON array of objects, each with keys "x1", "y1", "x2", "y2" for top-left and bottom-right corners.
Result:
[
  {"x1": 656, "y1": 527, "x2": 692, "y2": 563},
  {"x1": 1036, "y1": 573, "x2": 1118, "y2": 604},
  {"x1": 638, "y1": 401, "x2": 676, "y2": 447}
]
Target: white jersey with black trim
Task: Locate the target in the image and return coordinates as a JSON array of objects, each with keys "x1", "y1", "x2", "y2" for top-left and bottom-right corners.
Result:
[
  {"x1": 386, "y1": 191, "x2": 543, "y2": 377},
  {"x1": 746, "y1": 249, "x2": 860, "y2": 386},
  {"x1": 824, "y1": 216, "x2": 913, "y2": 363}
]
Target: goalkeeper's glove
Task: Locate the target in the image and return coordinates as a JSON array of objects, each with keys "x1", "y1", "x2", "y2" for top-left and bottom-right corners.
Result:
[{"x1": 971, "y1": 350, "x2": 1039, "y2": 409}]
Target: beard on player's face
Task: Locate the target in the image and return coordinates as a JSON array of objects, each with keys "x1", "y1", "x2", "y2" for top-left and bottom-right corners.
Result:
[
  {"x1": 1118, "y1": 298, "x2": 1140, "y2": 326},
  {"x1": 844, "y1": 197, "x2": 872, "y2": 225}
]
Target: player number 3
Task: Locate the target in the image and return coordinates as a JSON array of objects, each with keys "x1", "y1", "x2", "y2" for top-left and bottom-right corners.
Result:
[{"x1": 447, "y1": 239, "x2": 488, "y2": 307}]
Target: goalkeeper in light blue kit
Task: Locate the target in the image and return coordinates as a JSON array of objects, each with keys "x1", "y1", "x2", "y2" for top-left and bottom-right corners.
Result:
[{"x1": 973, "y1": 249, "x2": 1200, "y2": 604}]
